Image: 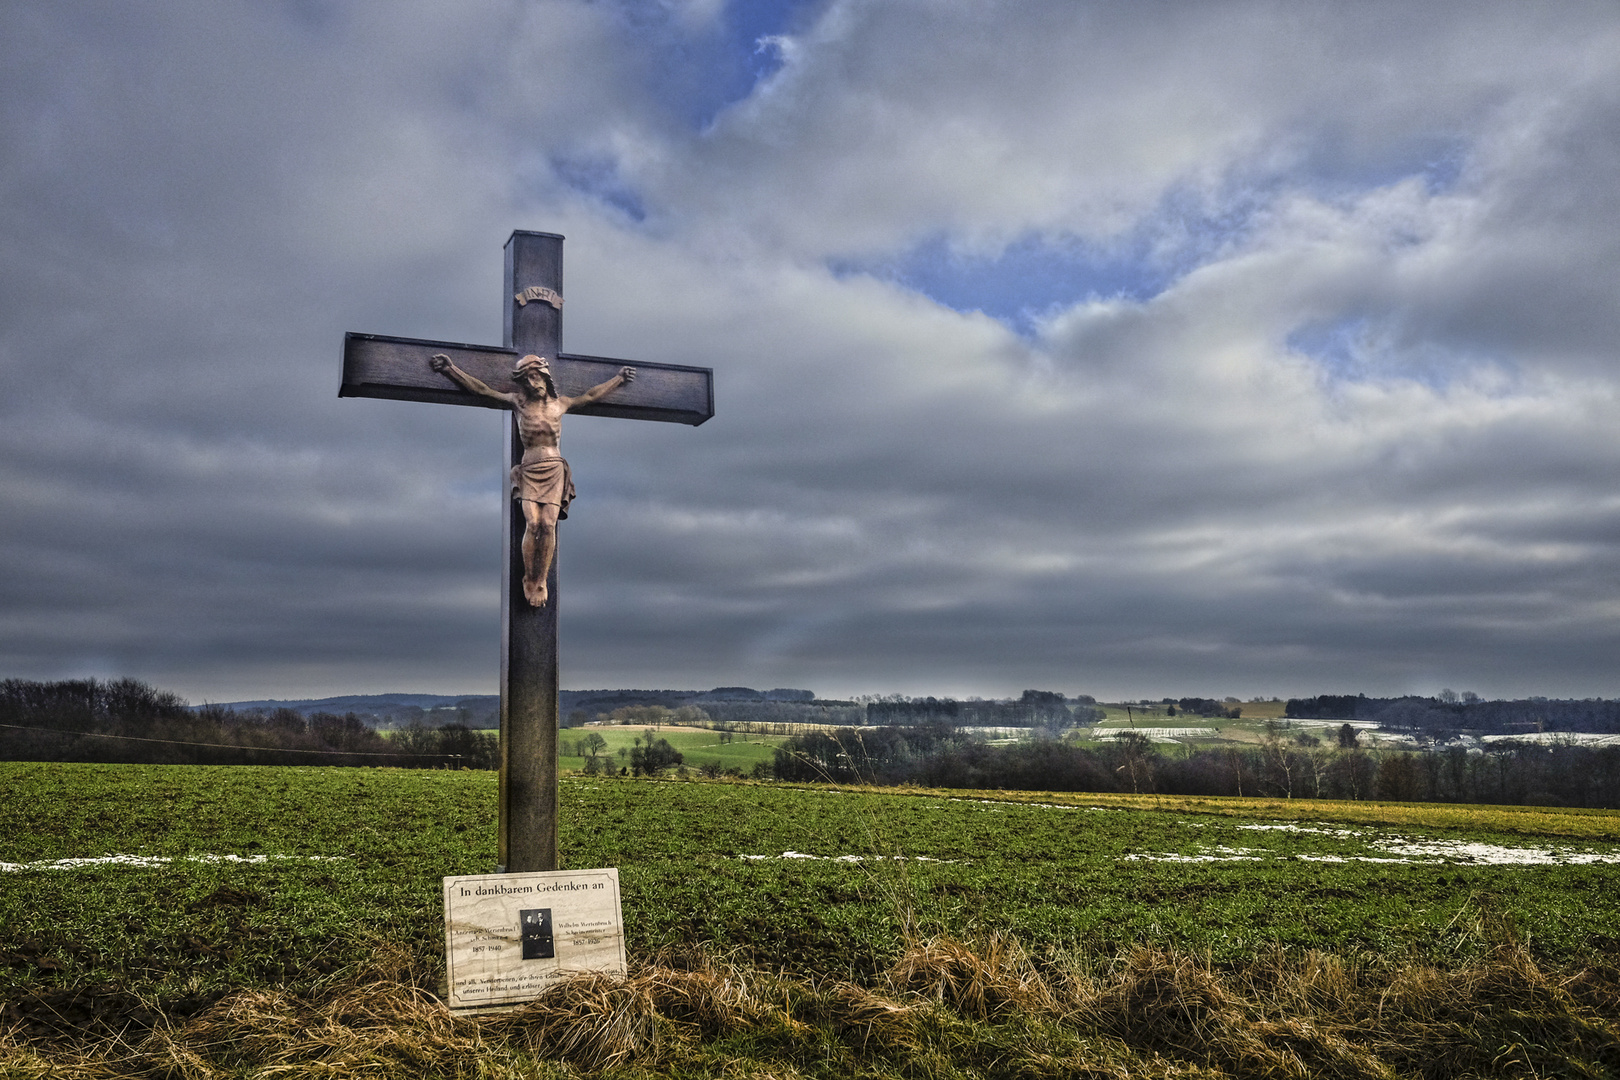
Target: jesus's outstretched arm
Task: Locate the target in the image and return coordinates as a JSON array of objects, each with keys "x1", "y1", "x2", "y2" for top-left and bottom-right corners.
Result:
[
  {"x1": 563, "y1": 366, "x2": 636, "y2": 411},
  {"x1": 431, "y1": 353, "x2": 512, "y2": 405}
]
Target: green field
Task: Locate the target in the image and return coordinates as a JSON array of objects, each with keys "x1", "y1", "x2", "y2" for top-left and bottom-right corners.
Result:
[
  {"x1": 557, "y1": 725, "x2": 785, "y2": 774},
  {"x1": 5, "y1": 762, "x2": 1620, "y2": 997},
  {"x1": 5, "y1": 763, "x2": 1620, "y2": 1077}
]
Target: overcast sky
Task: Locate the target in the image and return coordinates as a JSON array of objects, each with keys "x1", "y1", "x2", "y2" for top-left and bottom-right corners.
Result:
[{"x1": 4, "y1": 0, "x2": 1620, "y2": 704}]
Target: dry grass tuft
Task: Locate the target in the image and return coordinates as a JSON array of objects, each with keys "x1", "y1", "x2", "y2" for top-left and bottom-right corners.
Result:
[
  {"x1": 497, "y1": 972, "x2": 658, "y2": 1071},
  {"x1": 1080, "y1": 946, "x2": 1318, "y2": 1076},
  {"x1": 161, "y1": 977, "x2": 488, "y2": 1077},
  {"x1": 0, "y1": 1040, "x2": 107, "y2": 1080},
  {"x1": 823, "y1": 982, "x2": 916, "y2": 1048},
  {"x1": 1369, "y1": 943, "x2": 1620, "y2": 1077},
  {"x1": 1090, "y1": 945, "x2": 1240, "y2": 1035},
  {"x1": 638, "y1": 953, "x2": 775, "y2": 1037},
  {"x1": 1268, "y1": 948, "x2": 1359, "y2": 1016},
  {"x1": 886, "y1": 932, "x2": 1059, "y2": 1018},
  {"x1": 2, "y1": 936, "x2": 1617, "y2": 1079}
]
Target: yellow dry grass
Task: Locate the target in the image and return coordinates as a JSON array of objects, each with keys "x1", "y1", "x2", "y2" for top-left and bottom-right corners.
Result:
[
  {"x1": 4, "y1": 929, "x2": 1616, "y2": 1079},
  {"x1": 783, "y1": 782, "x2": 1620, "y2": 841}
]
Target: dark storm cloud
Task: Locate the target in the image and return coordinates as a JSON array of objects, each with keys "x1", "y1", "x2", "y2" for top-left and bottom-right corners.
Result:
[{"x1": 3, "y1": 0, "x2": 1620, "y2": 702}]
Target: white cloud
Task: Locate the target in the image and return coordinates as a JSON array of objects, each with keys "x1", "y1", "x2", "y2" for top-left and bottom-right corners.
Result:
[{"x1": 2, "y1": 0, "x2": 1620, "y2": 701}]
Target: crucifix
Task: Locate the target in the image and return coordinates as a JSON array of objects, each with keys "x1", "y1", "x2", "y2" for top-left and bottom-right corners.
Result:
[{"x1": 339, "y1": 230, "x2": 713, "y2": 873}]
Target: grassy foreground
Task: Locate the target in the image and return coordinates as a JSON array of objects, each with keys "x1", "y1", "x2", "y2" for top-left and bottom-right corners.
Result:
[{"x1": 4, "y1": 763, "x2": 1620, "y2": 1077}]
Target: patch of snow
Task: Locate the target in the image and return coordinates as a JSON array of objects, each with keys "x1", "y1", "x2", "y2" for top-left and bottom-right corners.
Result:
[
  {"x1": 1097, "y1": 727, "x2": 1217, "y2": 741},
  {"x1": 1235, "y1": 823, "x2": 1365, "y2": 837},
  {"x1": 738, "y1": 852, "x2": 956, "y2": 863},
  {"x1": 1126, "y1": 845, "x2": 1265, "y2": 862},
  {"x1": 1288, "y1": 719, "x2": 1380, "y2": 729},
  {"x1": 1370, "y1": 838, "x2": 1620, "y2": 865},
  {"x1": 1126, "y1": 825, "x2": 1620, "y2": 868},
  {"x1": 0, "y1": 854, "x2": 346, "y2": 872},
  {"x1": 1481, "y1": 732, "x2": 1620, "y2": 747},
  {"x1": 1294, "y1": 854, "x2": 1439, "y2": 864}
]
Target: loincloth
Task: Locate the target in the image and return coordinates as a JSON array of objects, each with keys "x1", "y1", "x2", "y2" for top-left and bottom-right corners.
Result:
[{"x1": 510, "y1": 456, "x2": 575, "y2": 519}]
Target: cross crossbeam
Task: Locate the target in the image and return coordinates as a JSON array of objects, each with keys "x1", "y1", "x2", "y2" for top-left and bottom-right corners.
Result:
[
  {"x1": 339, "y1": 230, "x2": 712, "y2": 872},
  {"x1": 341, "y1": 333, "x2": 713, "y2": 426}
]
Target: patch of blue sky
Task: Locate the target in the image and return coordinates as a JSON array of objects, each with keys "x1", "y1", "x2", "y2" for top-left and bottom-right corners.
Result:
[
  {"x1": 1288, "y1": 317, "x2": 1381, "y2": 382},
  {"x1": 549, "y1": 156, "x2": 646, "y2": 222},
  {"x1": 836, "y1": 134, "x2": 1472, "y2": 337},
  {"x1": 697, "y1": 0, "x2": 816, "y2": 126},
  {"x1": 830, "y1": 235, "x2": 1175, "y2": 335},
  {"x1": 603, "y1": 0, "x2": 823, "y2": 131},
  {"x1": 1289, "y1": 128, "x2": 1470, "y2": 200},
  {"x1": 1287, "y1": 316, "x2": 1510, "y2": 392},
  {"x1": 538, "y1": 1, "x2": 822, "y2": 222},
  {"x1": 833, "y1": 185, "x2": 1275, "y2": 336}
]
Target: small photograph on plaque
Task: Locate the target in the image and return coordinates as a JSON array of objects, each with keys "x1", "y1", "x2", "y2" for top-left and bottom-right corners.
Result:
[
  {"x1": 443, "y1": 868, "x2": 626, "y2": 1014},
  {"x1": 520, "y1": 907, "x2": 555, "y2": 959}
]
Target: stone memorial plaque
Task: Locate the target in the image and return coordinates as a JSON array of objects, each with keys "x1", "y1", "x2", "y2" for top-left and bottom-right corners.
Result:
[{"x1": 442, "y1": 868, "x2": 626, "y2": 1013}]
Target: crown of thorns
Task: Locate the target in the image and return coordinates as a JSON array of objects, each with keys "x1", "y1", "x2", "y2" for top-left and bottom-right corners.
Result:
[{"x1": 511, "y1": 355, "x2": 553, "y2": 380}]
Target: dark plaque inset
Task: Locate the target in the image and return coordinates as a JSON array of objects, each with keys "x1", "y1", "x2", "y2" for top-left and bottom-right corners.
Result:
[{"x1": 520, "y1": 908, "x2": 555, "y2": 960}]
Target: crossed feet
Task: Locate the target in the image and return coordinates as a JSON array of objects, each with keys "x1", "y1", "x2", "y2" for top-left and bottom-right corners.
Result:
[{"x1": 523, "y1": 578, "x2": 550, "y2": 607}]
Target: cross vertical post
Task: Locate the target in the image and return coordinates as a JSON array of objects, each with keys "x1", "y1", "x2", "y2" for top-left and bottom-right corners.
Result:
[{"x1": 501, "y1": 231, "x2": 563, "y2": 873}]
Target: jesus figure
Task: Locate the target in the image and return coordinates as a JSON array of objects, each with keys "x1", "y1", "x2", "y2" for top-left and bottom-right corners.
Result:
[{"x1": 431, "y1": 352, "x2": 634, "y2": 607}]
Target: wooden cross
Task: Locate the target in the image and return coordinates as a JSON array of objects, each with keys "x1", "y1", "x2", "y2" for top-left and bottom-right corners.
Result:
[{"x1": 339, "y1": 230, "x2": 713, "y2": 872}]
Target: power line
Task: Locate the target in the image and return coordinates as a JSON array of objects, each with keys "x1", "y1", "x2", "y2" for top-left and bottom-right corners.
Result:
[{"x1": 0, "y1": 722, "x2": 457, "y2": 759}]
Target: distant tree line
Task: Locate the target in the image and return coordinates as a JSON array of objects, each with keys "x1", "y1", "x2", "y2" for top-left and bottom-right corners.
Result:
[
  {"x1": 1286, "y1": 693, "x2": 1620, "y2": 735},
  {"x1": 564, "y1": 690, "x2": 1106, "y2": 731},
  {"x1": 699, "y1": 700, "x2": 868, "y2": 727},
  {"x1": 0, "y1": 678, "x2": 493, "y2": 768},
  {"x1": 864, "y1": 691, "x2": 1105, "y2": 728},
  {"x1": 567, "y1": 704, "x2": 716, "y2": 728},
  {"x1": 772, "y1": 724, "x2": 1620, "y2": 808},
  {"x1": 376, "y1": 698, "x2": 498, "y2": 730},
  {"x1": 566, "y1": 700, "x2": 869, "y2": 729},
  {"x1": 559, "y1": 686, "x2": 821, "y2": 721},
  {"x1": 1167, "y1": 697, "x2": 1243, "y2": 719}
]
